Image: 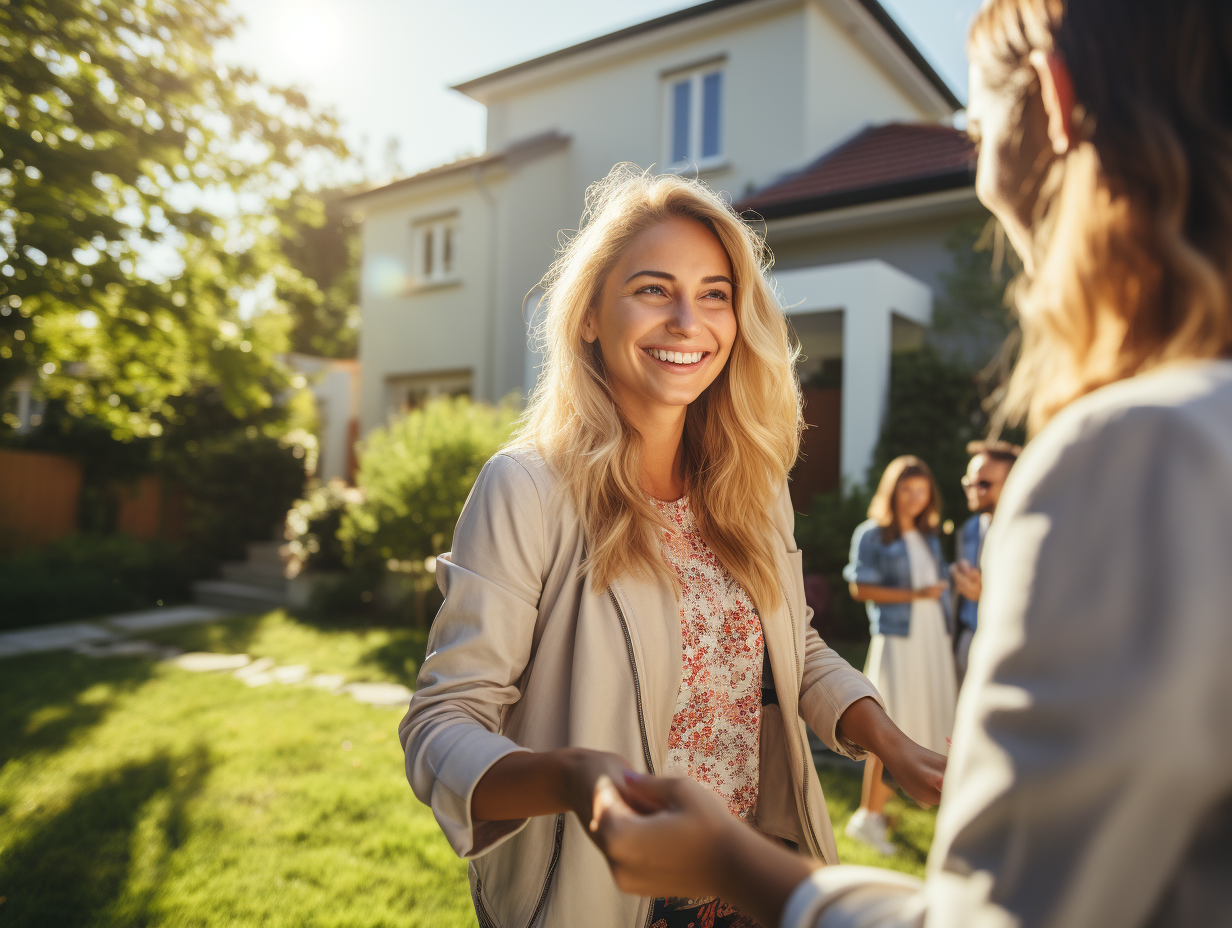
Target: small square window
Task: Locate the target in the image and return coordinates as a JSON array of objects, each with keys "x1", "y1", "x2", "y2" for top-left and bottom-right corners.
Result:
[
  {"x1": 412, "y1": 215, "x2": 459, "y2": 287},
  {"x1": 664, "y1": 65, "x2": 725, "y2": 169}
]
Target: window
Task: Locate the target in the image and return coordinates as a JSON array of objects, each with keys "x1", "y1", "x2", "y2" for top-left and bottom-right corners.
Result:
[
  {"x1": 664, "y1": 65, "x2": 724, "y2": 169},
  {"x1": 412, "y1": 214, "x2": 459, "y2": 287},
  {"x1": 384, "y1": 370, "x2": 472, "y2": 421}
]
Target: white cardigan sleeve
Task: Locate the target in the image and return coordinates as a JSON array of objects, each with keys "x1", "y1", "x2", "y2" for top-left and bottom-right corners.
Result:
[
  {"x1": 782, "y1": 373, "x2": 1232, "y2": 928},
  {"x1": 398, "y1": 453, "x2": 545, "y2": 859}
]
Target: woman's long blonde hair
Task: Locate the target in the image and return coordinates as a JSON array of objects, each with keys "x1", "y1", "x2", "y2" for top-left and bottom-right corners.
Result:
[
  {"x1": 513, "y1": 165, "x2": 802, "y2": 614},
  {"x1": 969, "y1": 0, "x2": 1232, "y2": 433}
]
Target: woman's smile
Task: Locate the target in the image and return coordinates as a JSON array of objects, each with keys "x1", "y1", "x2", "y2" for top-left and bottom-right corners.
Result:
[{"x1": 641, "y1": 347, "x2": 711, "y2": 370}]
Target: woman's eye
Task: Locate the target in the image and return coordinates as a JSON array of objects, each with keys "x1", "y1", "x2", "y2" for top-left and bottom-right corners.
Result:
[
  {"x1": 638, "y1": 284, "x2": 666, "y2": 296},
  {"x1": 703, "y1": 289, "x2": 730, "y2": 301}
]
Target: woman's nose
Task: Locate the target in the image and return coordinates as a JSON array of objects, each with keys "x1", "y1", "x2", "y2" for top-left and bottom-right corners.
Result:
[{"x1": 665, "y1": 298, "x2": 703, "y2": 336}]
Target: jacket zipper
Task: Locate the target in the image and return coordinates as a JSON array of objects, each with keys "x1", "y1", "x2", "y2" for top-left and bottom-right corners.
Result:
[
  {"x1": 473, "y1": 813, "x2": 565, "y2": 928},
  {"x1": 781, "y1": 581, "x2": 826, "y2": 861},
  {"x1": 607, "y1": 586, "x2": 658, "y2": 928},
  {"x1": 607, "y1": 586, "x2": 656, "y2": 775}
]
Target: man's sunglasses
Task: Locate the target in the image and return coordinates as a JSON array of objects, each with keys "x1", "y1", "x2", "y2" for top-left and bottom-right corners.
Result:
[{"x1": 962, "y1": 478, "x2": 994, "y2": 491}]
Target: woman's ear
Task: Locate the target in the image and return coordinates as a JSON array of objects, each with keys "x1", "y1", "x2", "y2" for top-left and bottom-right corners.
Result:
[
  {"x1": 581, "y1": 313, "x2": 598, "y2": 344},
  {"x1": 1029, "y1": 50, "x2": 1076, "y2": 155}
]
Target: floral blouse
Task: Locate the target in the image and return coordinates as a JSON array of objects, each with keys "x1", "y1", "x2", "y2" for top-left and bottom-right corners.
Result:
[{"x1": 652, "y1": 495, "x2": 765, "y2": 820}]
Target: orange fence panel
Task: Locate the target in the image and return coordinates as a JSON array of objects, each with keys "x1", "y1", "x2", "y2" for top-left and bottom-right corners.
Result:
[{"x1": 0, "y1": 448, "x2": 82, "y2": 551}]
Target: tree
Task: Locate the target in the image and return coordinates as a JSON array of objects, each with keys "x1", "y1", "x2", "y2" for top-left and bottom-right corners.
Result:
[
  {"x1": 0, "y1": 0, "x2": 346, "y2": 438},
  {"x1": 276, "y1": 186, "x2": 359, "y2": 359}
]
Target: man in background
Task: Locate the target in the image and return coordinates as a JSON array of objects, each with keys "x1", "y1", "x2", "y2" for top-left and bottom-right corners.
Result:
[{"x1": 951, "y1": 440, "x2": 1020, "y2": 685}]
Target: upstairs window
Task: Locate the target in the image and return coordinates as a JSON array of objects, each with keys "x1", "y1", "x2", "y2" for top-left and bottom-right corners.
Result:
[
  {"x1": 665, "y1": 65, "x2": 724, "y2": 169},
  {"x1": 412, "y1": 214, "x2": 459, "y2": 287}
]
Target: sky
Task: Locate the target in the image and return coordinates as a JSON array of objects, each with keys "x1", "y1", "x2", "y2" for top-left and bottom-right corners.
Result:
[{"x1": 220, "y1": 0, "x2": 983, "y2": 182}]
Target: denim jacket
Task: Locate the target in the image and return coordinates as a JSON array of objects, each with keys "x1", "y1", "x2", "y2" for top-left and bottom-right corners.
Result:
[
  {"x1": 956, "y1": 513, "x2": 983, "y2": 631},
  {"x1": 842, "y1": 518, "x2": 950, "y2": 637}
]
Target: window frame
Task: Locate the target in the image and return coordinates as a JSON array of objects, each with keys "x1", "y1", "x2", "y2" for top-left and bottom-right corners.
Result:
[
  {"x1": 662, "y1": 62, "x2": 727, "y2": 172},
  {"x1": 410, "y1": 213, "x2": 460, "y2": 290}
]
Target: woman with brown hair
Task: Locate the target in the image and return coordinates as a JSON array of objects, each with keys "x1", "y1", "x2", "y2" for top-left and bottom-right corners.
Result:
[
  {"x1": 841, "y1": 457, "x2": 955, "y2": 855},
  {"x1": 588, "y1": 0, "x2": 1232, "y2": 925}
]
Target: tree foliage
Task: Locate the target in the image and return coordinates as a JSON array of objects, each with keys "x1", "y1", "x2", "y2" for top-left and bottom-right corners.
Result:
[
  {"x1": 277, "y1": 187, "x2": 359, "y2": 359},
  {"x1": 0, "y1": 0, "x2": 346, "y2": 437}
]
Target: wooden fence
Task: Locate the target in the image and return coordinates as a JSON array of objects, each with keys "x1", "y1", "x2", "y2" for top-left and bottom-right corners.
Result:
[
  {"x1": 0, "y1": 448, "x2": 185, "y2": 552},
  {"x1": 0, "y1": 448, "x2": 82, "y2": 551}
]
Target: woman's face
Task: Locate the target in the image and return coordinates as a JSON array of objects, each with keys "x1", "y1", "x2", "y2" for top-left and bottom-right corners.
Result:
[
  {"x1": 583, "y1": 217, "x2": 737, "y2": 420},
  {"x1": 895, "y1": 475, "x2": 933, "y2": 523},
  {"x1": 967, "y1": 62, "x2": 1054, "y2": 270}
]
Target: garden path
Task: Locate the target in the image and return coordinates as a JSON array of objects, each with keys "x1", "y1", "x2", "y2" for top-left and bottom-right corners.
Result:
[{"x1": 0, "y1": 605, "x2": 414, "y2": 708}]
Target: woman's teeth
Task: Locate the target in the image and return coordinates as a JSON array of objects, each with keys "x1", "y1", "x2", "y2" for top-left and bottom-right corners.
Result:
[{"x1": 646, "y1": 348, "x2": 704, "y2": 365}]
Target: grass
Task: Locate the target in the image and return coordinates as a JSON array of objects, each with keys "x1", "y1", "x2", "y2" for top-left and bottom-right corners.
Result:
[
  {"x1": 0, "y1": 615, "x2": 931, "y2": 926},
  {"x1": 0, "y1": 611, "x2": 474, "y2": 928}
]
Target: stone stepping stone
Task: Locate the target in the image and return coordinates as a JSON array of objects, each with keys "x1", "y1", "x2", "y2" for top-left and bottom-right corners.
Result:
[
  {"x1": 308, "y1": 673, "x2": 346, "y2": 692},
  {"x1": 0, "y1": 622, "x2": 115, "y2": 658},
  {"x1": 234, "y1": 656, "x2": 276, "y2": 686},
  {"x1": 170, "y1": 652, "x2": 252, "y2": 672},
  {"x1": 105, "y1": 605, "x2": 233, "y2": 633},
  {"x1": 342, "y1": 682, "x2": 413, "y2": 707},
  {"x1": 271, "y1": 664, "x2": 310, "y2": 684},
  {"x1": 75, "y1": 640, "x2": 180, "y2": 659}
]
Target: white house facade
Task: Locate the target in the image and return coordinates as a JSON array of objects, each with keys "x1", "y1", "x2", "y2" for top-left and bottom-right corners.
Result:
[{"x1": 350, "y1": 0, "x2": 984, "y2": 494}]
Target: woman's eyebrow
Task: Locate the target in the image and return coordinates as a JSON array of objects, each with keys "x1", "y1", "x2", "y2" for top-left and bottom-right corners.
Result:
[
  {"x1": 624, "y1": 269, "x2": 675, "y2": 284},
  {"x1": 702, "y1": 275, "x2": 732, "y2": 285}
]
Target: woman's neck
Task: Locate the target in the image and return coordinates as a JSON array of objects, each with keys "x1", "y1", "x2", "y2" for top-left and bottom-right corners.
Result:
[
  {"x1": 619, "y1": 392, "x2": 688, "y2": 501},
  {"x1": 898, "y1": 516, "x2": 918, "y2": 536}
]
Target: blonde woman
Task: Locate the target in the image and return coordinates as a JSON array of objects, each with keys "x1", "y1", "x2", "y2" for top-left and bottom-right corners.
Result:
[
  {"x1": 588, "y1": 1, "x2": 1232, "y2": 926},
  {"x1": 400, "y1": 166, "x2": 945, "y2": 928}
]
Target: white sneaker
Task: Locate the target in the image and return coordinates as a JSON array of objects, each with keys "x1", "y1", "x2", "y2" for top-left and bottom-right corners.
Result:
[{"x1": 844, "y1": 808, "x2": 897, "y2": 856}]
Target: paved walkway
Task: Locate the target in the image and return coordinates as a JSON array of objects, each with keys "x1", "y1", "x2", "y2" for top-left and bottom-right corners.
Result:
[{"x1": 0, "y1": 605, "x2": 414, "y2": 709}]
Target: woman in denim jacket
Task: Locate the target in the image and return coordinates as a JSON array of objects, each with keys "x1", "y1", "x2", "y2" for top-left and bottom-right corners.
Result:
[{"x1": 840, "y1": 456, "x2": 956, "y2": 854}]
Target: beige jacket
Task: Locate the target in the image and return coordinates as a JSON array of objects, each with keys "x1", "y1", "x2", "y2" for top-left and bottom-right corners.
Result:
[
  {"x1": 400, "y1": 448, "x2": 882, "y2": 928},
  {"x1": 781, "y1": 361, "x2": 1232, "y2": 928}
]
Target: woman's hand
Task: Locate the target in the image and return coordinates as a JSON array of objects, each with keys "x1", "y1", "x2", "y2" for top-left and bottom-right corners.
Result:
[
  {"x1": 916, "y1": 580, "x2": 949, "y2": 600},
  {"x1": 837, "y1": 696, "x2": 946, "y2": 806},
  {"x1": 591, "y1": 774, "x2": 817, "y2": 926}
]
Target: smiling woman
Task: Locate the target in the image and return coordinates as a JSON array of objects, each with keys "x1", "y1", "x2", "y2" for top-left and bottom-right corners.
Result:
[{"x1": 399, "y1": 165, "x2": 946, "y2": 928}]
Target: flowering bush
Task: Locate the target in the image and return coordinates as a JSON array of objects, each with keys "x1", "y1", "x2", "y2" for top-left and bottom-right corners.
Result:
[{"x1": 284, "y1": 478, "x2": 362, "y2": 575}]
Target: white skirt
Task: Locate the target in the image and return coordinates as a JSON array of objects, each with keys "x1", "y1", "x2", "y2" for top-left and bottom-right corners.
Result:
[{"x1": 864, "y1": 600, "x2": 957, "y2": 756}]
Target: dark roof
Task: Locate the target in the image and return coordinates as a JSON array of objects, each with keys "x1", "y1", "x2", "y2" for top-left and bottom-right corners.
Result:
[
  {"x1": 452, "y1": 0, "x2": 961, "y2": 111},
  {"x1": 346, "y1": 131, "x2": 570, "y2": 204},
  {"x1": 736, "y1": 122, "x2": 975, "y2": 220}
]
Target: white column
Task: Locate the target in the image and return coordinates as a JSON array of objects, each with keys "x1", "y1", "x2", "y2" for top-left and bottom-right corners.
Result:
[
  {"x1": 774, "y1": 260, "x2": 932, "y2": 487},
  {"x1": 840, "y1": 303, "x2": 891, "y2": 484}
]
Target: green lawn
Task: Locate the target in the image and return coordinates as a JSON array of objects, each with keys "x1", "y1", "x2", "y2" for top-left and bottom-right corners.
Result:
[
  {"x1": 0, "y1": 611, "x2": 474, "y2": 928},
  {"x1": 0, "y1": 615, "x2": 931, "y2": 927}
]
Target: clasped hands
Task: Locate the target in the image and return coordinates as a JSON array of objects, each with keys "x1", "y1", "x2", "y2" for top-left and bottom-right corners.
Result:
[{"x1": 580, "y1": 697, "x2": 945, "y2": 908}]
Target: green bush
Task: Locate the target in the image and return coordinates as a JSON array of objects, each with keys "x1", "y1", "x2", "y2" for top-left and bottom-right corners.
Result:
[
  {"x1": 285, "y1": 478, "x2": 359, "y2": 574},
  {"x1": 0, "y1": 534, "x2": 192, "y2": 629},
  {"x1": 340, "y1": 395, "x2": 520, "y2": 571},
  {"x1": 795, "y1": 485, "x2": 873, "y2": 642}
]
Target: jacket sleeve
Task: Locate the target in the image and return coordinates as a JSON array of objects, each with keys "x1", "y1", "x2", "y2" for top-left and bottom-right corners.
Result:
[
  {"x1": 398, "y1": 453, "x2": 546, "y2": 859},
  {"x1": 842, "y1": 521, "x2": 882, "y2": 586},
  {"x1": 779, "y1": 394, "x2": 1232, "y2": 928},
  {"x1": 779, "y1": 492, "x2": 884, "y2": 759},
  {"x1": 798, "y1": 623, "x2": 884, "y2": 759}
]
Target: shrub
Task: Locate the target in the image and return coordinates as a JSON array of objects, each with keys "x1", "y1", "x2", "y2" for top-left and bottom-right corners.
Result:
[
  {"x1": 340, "y1": 395, "x2": 520, "y2": 570},
  {"x1": 0, "y1": 534, "x2": 192, "y2": 629},
  {"x1": 285, "y1": 478, "x2": 361, "y2": 574},
  {"x1": 794, "y1": 485, "x2": 873, "y2": 642}
]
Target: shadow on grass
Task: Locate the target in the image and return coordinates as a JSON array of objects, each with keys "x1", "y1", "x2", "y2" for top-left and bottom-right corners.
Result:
[
  {"x1": 0, "y1": 745, "x2": 212, "y2": 928},
  {"x1": 0, "y1": 653, "x2": 158, "y2": 771}
]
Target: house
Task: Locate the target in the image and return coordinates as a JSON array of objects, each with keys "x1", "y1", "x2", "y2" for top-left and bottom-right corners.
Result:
[{"x1": 349, "y1": 0, "x2": 985, "y2": 496}]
